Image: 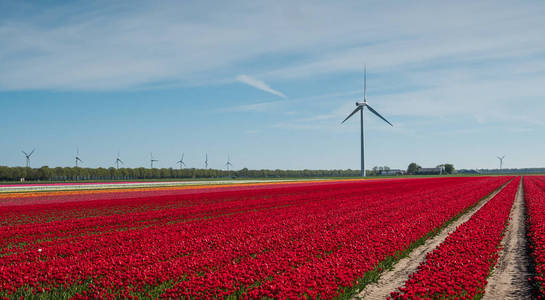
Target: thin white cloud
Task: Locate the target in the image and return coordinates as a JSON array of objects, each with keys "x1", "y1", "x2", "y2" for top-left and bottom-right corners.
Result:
[
  {"x1": 236, "y1": 75, "x2": 286, "y2": 98},
  {"x1": 222, "y1": 89, "x2": 360, "y2": 113},
  {"x1": 1, "y1": 1, "x2": 543, "y2": 91},
  {"x1": 223, "y1": 100, "x2": 282, "y2": 113}
]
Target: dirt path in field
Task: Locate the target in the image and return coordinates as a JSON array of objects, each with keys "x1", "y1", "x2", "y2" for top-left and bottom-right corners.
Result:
[
  {"x1": 353, "y1": 181, "x2": 509, "y2": 300},
  {"x1": 483, "y1": 178, "x2": 533, "y2": 299}
]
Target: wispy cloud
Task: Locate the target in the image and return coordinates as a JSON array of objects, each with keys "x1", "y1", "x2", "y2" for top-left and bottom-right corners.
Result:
[
  {"x1": 222, "y1": 89, "x2": 360, "y2": 113},
  {"x1": 236, "y1": 75, "x2": 286, "y2": 98},
  {"x1": 1, "y1": 1, "x2": 543, "y2": 91},
  {"x1": 223, "y1": 100, "x2": 283, "y2": 113}
]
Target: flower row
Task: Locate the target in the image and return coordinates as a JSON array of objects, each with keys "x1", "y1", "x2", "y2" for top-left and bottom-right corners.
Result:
[
  {"x1": 523, "y1": 176, "x2": 545, "y2": 297},
  {"x1": 391, "y1": 177, "x2": 519, "y2": 299}
]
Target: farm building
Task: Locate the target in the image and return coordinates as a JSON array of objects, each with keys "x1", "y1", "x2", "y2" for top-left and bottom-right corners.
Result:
[
  {"x1": 417, "y1": 167, "x2": 442, "y2": 175},
  {"x1": 379, "y1": 169, "x2": 406, "y2": 176}
]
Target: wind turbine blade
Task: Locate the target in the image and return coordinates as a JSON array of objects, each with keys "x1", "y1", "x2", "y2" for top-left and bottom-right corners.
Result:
[
  {"x1": 120, "y1": 159, "x2": 123, "y2": 164},
  {"x1": 341, "y1": 106, "x2": 362, "y2": 124},
  {"x1": 22, "y1": 151, "x2": 28, "y2": 156},
  {"x1": 29, "y1": 149, "x2": 35, "y2": 156},
  {"x1": 366, "y1": 104, "x2": 393, "y2": 126}
]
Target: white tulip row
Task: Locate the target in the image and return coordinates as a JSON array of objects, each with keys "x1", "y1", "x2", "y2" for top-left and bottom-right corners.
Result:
[{"x1": 0, "y1": 179, "x2": 325, "y2": 193}]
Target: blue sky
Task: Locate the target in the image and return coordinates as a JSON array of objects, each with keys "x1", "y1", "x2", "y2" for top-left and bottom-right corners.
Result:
[{"x1": 1, "y1": 0, "x2": 545, "y2": 170}]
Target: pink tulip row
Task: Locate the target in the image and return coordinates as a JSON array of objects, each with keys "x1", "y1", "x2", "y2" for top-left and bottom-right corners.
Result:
[
  {"x1": 0, "y1": 177, "x2": 509, "y2": 299},
  {"x1": 390, "y1": 176, "x2": 520, "y2": 300},
  {"x1": 524, "y1": 176, "x2": 545, "y2": 297}
]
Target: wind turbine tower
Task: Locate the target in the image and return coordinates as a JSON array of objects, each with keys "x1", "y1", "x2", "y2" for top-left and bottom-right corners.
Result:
[
  {"x1": 22, "y1": 149, "x2": 35, "y2": 168},
  {"x1": 150, "y1": 153, "x2": 158, "y2": 169},
  {"x1": 75, "y1": 148, "x2": 83, "y2": 167},
  {"x1": 115, "y1": 152, "x2": 124, "y2": 169},
  {"x1": 497, "y1": 155, "x2": 505, "y2": 171},
  {"x1": 177, "y1": 153, "x2": 186, "y2": 170},
  {"x1": 341, "y1": 66, "x2": 393, "y2": 177},
  {"x1": 205, "y1": 153, "x2": 208, "y2": 169},
  {"x1": 225, "y1": 154, "x2": 233, "y2": 172}
]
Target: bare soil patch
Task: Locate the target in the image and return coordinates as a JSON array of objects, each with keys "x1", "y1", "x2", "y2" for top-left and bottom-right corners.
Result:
[{"x1": 483, "y1": 179, "x2": 533, "y2": 299}]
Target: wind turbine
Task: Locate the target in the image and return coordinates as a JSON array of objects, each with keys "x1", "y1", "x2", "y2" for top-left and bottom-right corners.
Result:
[
  {"x1": 115, "y1": 152, "x2": 124, "y2": 169},
  {"x1": 497, "y1": 155, "x2": 505, "y2": 171},
  {"x1": 204, "y1": 153, "x2": 208, "y2": 169},
  {"x1": 225, "y1": 154, "x2": 233, "y2": 171},
  {"x1": 341, "y1": 66, "x2": 393, "y2": 177},
  {"x1": 177, "y1": 153, "x2": 186, "y2": 169},
  {"x1": 22, "y1": 149, "x2": 35, "y2": 168},
  {"x1": 75, "y1": 148, "x2": 83, "y2": 167},
  {"x1": 150, "y1": 153, "x2": 158, "y2": 169}
]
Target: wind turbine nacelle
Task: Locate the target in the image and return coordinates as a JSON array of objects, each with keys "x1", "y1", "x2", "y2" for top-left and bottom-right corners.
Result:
[{"x1": 356, "y1": 102, "x2": 366, "y2": 107}]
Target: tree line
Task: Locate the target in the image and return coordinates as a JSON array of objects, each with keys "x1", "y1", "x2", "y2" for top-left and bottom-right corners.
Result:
[
  {"x1": 0, "y1": 163, "x2": 457, "y2": 182},
  {"x1": 0, "y1": 166, "x2": 366, "y2": 182}
]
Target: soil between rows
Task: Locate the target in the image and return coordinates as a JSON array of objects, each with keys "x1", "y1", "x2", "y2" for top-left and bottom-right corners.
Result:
[
  {"x1": 483, "y1": 178, "x2": 533, "y2": 299},
  {"x1": 353, "y1": 180, "x2": 510, "y2": 299}
]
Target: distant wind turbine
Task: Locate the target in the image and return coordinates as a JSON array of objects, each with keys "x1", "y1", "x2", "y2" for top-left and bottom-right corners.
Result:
[
  {"x1": 75, "y1": 148, "x2": 83, "y2": 167},
  {"x1": 341, "y1": 66, "x2": 393, "y2": 177},
  {"x1": 150, "y1": 153, "x2": 158, "y2": 169},
  {"x1": 225, "y1": 154, "x2": 233, "y2": 171},
  {"x1": 22, "y1": 149, "x2": 35, "y2": 168},
  {"x1": 177, "y1": 153, "x2": 186, "y2": 169},
  {"x1": 497, "y1": 155, "x2": 505, "y2": 170},
  {"x1": 115, "y1": 152, "x2": 124, "y2": 169},
  {"x1": 204, "y1": 153, "x2": 208, "y2": 169}
]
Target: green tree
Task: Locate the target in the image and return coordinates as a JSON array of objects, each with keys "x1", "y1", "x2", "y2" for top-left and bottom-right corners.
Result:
[
  {"x1": 444, "y1": 163, "x2": 455, "y2": 174},
  {"x1": 407, "y1": 162, "x2": 421, "y2": 175},
  {"x1": 37, "y1": 166, "x2": 52, "y2": 180}
]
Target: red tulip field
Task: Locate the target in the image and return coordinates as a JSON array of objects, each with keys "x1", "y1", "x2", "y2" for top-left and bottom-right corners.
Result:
[
  {"x1": 524, "y1": 176, "x2": 545, "y2": 297},
  {"x1": 390, "y1": 177, "x2": 520, "y2": 299},
  {"x1": 1, "y1": 176, "x2": 542, "y2": 299}
]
